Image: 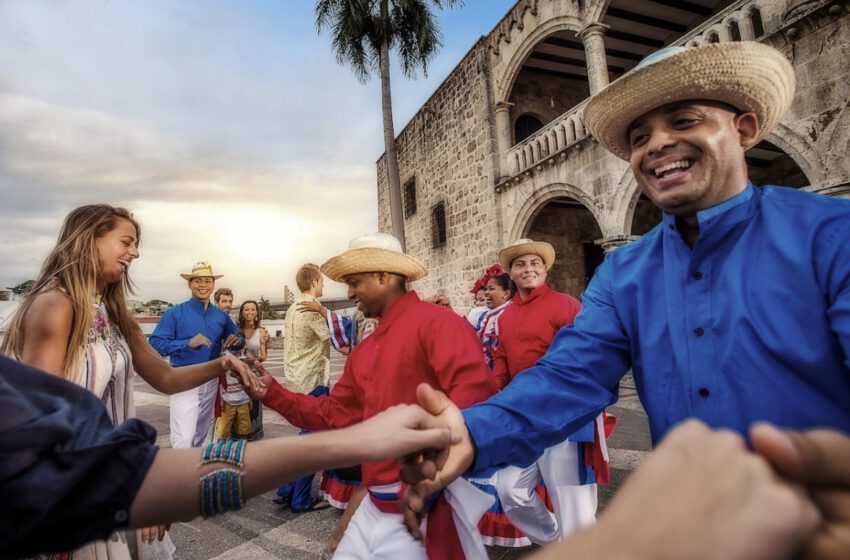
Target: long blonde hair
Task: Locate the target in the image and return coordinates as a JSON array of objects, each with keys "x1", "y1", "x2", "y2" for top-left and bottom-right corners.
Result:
[{"x1": 2, "y1": 204, "x2": 143, "y2": 382}]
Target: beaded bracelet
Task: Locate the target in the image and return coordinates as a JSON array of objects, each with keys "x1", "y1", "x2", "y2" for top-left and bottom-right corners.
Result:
[
  {"x1": 199, "y1": 468, "x2": 244, "y2": 518},
  {"x1": 200, "y1": 438, "x2": 246, "y2": 468}
]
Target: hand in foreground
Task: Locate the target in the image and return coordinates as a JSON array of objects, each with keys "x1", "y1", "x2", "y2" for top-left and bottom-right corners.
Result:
[
  {"x1": 338, "y1": 404, "x2": 461, "y2": 464},
  {"x1": 242, "y1": 361, "x2": 274, "y2": 401},
  {"x1": 297, "y1": 300, "x2": 327, "y2": 315},
  {"x1": 533, "y1": 420, "x2": 819, "y2": 560},
  {"x1": 139, "y1": 524, "x2": 168, "y2": 545},
  {"x1": 188, "y1": 333, "x2": 211, "y2": 348},
  {"x1": 752, "y1": 424, "x2": 850, "y2": 559},
  {"x1": 220, "y1": 353, "x2": 262, "y2": 394},
  {"x1": 221, "y1": 334, "x2": 242, "y2": 349},
  {"x1": 400, "y1": 384, "x2": 474, "y2": 540}
]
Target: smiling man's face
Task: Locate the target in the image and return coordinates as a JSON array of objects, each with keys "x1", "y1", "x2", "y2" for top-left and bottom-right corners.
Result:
[{"x1": 627, "y1": 100, "x2": 758, "y2": 217}]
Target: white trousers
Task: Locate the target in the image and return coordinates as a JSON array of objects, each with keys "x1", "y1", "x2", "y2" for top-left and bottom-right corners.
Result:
[
  {"x1": 495, "y1": 440, "x2": 597, "y2": 545},
  {"x1": 334, "y1": 480, "x2": 491, "y2": 560},
  {"x1": 169, "y1": 378, "x2": 219, "y2": 448}
]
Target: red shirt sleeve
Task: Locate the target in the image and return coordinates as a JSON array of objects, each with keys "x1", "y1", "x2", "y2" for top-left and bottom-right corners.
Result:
[
  {"x1": 422, "y1": 310, "x2": 496, "y2": 408},
  {"x1": 261, "y1": 362, "x2": 362, "y2": 430},
  {"x1": 491, "y1": 343, "x2": 511, "y2": 391}
]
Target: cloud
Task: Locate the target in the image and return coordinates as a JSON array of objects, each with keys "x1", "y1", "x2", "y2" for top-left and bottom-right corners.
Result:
[{"x1": 0, "y1": 93, "x2": 377, "y2": 302}]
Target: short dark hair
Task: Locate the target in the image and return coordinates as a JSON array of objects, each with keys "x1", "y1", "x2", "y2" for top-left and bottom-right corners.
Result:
[{"x1": 214, "y1": 288, "x2": 233, "y2": 303}]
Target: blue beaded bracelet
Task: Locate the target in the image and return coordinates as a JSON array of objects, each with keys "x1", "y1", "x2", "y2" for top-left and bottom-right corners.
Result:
[
  {"x1": 200, "y1": 439, "x2": 246, "y2": 468},
  {"x1": 199, "y1": 468, "x2": 244, "y2": 518}
]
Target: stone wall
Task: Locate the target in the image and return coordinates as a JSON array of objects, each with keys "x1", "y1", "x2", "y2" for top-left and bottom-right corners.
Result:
[
  {"x1": 377, "y1": 40, "x2": 503, "y2": 310},
  {"x1": 509, "y1": 69, "x2": 589, "y2": 141},
  {"x1": 378, "y1": 0, "x2": 850, "y2": 316}
]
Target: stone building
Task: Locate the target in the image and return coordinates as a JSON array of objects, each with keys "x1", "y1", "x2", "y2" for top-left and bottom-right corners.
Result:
[{"x1": 376, "y1": 0, "x2": 850, "y2": 308}]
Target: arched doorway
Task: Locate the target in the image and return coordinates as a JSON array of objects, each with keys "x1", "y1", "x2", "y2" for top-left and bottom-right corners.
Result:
[
  {"x1": 524, "y1": 197, "x2": 604, "y2": 298},
  {"x1": 746, "y1": 140, "x2": 810, "y2": 188},
  {"x1": 631, "y1": 194, "x2": 662, "y2": 235}
]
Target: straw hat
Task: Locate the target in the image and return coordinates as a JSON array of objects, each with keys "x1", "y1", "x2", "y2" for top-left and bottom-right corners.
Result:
[
  {"x1": 321, "y1": 233, "x2": 427, "y2": 283},
  {"x1": 498, "y1": 239, "x2": 556, "y2": 271},
  {"x1": 583, "y1": 42, "x2": 796, "y2": 161},
  {"x1": 180, "y1": 261, "x2": 223, "y2": 280}
]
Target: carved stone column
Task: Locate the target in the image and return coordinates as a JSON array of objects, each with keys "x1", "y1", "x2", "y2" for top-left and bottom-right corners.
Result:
[
  {"x1": 495, "y1": 101, "x2": 515, "y2": 180},
  {"x1": 579, "y1": 22, "x2": 610, "y2": 96}
]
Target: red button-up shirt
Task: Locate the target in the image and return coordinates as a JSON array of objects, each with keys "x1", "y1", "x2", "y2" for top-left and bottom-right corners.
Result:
[
  {"x1": 492, "y1": 284, "x2": 582, "y2": 390},
  {"x1": 262, "y1": 291, "x2": 496, "y2": 487}
]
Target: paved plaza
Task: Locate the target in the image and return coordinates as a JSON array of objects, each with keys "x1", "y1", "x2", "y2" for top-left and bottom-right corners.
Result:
[{"x1": 135, "y1": 347, "x2": 651, "y2": 559}]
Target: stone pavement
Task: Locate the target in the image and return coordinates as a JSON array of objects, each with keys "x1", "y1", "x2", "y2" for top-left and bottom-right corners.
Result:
[{"x1": 134, "y1": 348, "x2": 651, "y2": 559}]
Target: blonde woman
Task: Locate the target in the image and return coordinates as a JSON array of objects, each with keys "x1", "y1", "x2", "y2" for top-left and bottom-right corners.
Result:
[{"x1": 2, "y1": 204, "x2": 258, "y2": 560}]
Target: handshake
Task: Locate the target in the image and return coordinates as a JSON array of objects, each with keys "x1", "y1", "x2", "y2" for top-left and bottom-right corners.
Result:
[{"x1": 355, "y1": 384, "x2": 849, "y2": 560}]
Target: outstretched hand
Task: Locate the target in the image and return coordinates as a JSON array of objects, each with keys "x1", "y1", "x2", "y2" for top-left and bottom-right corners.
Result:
[
  {"x1": 399, "y1": 384, "x2": 474, "y2": 540},
  {"x1": 752, "y1": 424, "x2": 850, "y2": 559},
  {"x1": 241, "y1": 360, "x2": 273, "y2": 401},
  {"x1": 220, "y1": 353, "x2": 262, "y2": 394},
  {"x1": 339, "y1": 404, "x2": 461, "y2": 464}
]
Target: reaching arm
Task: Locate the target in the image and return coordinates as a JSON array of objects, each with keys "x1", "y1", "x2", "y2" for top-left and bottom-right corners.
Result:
[
  {"x1": 463, "y1": 259, "x2": 630, "y2": 473},
  {"x1": 126, "y1": 333, "x2": 259, "y2": 395},
  {"x1": 129, "y1": 404, "x2": 456, "y2": 527},
  {"x1": 253, "y1": 362, "x2": 362, "y2": 431}
]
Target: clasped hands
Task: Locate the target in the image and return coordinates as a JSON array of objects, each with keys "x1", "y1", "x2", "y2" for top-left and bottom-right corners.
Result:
[{"x1": 397, "y1": 384, "x2": 850, "y2": 560}]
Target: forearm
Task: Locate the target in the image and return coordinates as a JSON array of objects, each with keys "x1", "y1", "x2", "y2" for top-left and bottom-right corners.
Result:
[
  {"x1": 164, "y1": 359, "x2": 226, "y2": 394},
  {"x1": 129, "y1": 430, "x2": 372, "y2": 528},
  {"x1": 262, "y1": 380, "x2": 352, "y2": 431}
]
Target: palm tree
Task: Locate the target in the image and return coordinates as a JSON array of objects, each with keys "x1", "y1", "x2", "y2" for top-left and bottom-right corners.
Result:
[{"x1": 315, "y1": 0, "x2": 463, "y2": 251}]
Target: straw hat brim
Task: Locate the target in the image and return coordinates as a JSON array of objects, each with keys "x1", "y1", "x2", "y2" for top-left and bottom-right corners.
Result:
[
  {"x1": 499, "y1": 241, "x2": 556, "y2": 271},
  {"x1": 321, "y1": 247, "x2": 428, "y2": 283},
  {"x1": 583, "y1": 42, "x2": 795, "y2": 161},
  {"x1": 180, "y1": 273, "x2": 223, "y2": 280}
]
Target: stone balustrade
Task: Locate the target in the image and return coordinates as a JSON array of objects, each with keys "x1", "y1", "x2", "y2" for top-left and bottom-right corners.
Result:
[
  {"x1": 502, "y1": 0, "x2": 787, "y2": 182},
  {"x1": 673, "y1": 0, "x2": 783, "y2": 46},
  {"x1": 505, "y1": 99, "x2": 590, "y2": 177}
]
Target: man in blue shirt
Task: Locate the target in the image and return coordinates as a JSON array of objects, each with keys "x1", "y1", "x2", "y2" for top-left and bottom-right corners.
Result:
[
  {"x1": 402, "y1": 42, "x2": 850, "y2": 554},
  {"x1": 151, "y1": 262, "x2": 242, "y2": 448}
]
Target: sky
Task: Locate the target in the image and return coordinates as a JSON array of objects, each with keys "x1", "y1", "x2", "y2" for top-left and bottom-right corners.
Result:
[{"x1": 0, "y1": 0, "x2": 516, "y2": 303}]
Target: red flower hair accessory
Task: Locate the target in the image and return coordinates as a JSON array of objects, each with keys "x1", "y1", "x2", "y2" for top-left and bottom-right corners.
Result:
[{"x1": 484, "y1": 263, "x2": 506, "y2": 279}]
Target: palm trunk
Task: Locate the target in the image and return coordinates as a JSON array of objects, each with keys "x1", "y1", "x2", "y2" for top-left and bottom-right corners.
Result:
[{"x1": 379, "y1": 36, "x2": 406, "y2": 251}]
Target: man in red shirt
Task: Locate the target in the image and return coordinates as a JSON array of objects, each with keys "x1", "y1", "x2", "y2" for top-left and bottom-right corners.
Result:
[
  {"x1": 250, "y1": 233, "x2": 496, "y2": 560},
  {"x1": 491, "y1": 239, "x2": 601, "y2": 544}
]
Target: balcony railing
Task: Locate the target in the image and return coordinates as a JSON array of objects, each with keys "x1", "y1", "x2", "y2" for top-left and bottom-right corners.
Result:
[
  {"x1": 506, "y1": 99, "x2": 590, "y2": 177},
  {"x1": 503, "y1": 0, "x2": 783, "y2": 179}
]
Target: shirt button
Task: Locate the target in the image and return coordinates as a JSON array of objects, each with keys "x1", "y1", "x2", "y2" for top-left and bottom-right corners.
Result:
[
  {"x1": 698, "y1": 388, "x2": 710, "y2": 398},
  {"x1": 668, "y1": 224, "x2": 675, "y2": 230},
  {"x1": 694, "y1": 327, "x2": 705, "y2": 337},
  {"x1": 692, "y1": 271, "x2": 703, "y2": 280},
  {"x1": 114, "y1": 510, "x2": 128, "y2": 523}
]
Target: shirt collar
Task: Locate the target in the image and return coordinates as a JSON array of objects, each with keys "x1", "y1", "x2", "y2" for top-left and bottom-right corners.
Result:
[
  {"x1": 376, "y1": 291, "x2": 419, "y2": 330},
  {"x1": 188, "y1": 297, "x2": 209, "y2": 310},
  {"x1": 662, "y1": 182, "x2": 756, "y2": 236},
  {"x1": 513, "y1": 284, "x2": 550, "y2": 306}
]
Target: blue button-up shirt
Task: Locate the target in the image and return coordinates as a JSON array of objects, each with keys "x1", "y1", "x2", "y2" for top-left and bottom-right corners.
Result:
[
  {"x1": 465, "y1": 184, "x2": 850, "y2": 472},
  {"x1": 149, "y1": 298, "x2": 241, "y2": 366}
]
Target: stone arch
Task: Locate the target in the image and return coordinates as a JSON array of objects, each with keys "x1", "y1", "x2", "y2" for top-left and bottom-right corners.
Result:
[
  {"x1": 511, "y1": 184, "x2": 606, "y2": 297},
  {"x1": 493, "y1": 18, "x2": 584, "y2": 104},
  {"x1": 509, "y1": 182, "x2": 602, "y2": 242},
  {"x1": 763, "y1": 123, "x2": 826, "y2": 185}
]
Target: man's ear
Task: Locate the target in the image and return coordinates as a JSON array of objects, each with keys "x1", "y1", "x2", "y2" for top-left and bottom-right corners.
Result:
[{"x1": 735, "y1": 111, "x2": 760, "y2": 149}]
